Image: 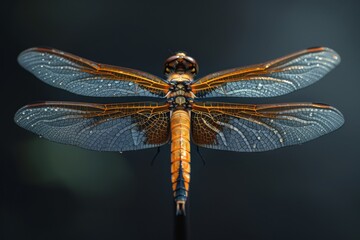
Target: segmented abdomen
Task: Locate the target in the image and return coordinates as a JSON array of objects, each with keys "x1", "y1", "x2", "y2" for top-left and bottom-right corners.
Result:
[{"x1": 170, "y1": 110, "x2": 191, "y2": 214}]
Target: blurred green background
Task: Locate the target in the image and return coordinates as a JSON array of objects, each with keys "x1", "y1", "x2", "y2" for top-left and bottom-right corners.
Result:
[{"x1": 2, "y1": 0, "x2": 360, "y2": 239}]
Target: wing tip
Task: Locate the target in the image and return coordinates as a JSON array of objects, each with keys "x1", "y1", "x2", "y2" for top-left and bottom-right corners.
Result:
[
  {"x1": 18, "y1": 47, "x2": 40, "y2": 67},
  {"x1": 17, "y1": 49, "x2": 31, "y2": 66},
  {"x1": 14, "y1": 105, "x2": 30, "y2": 128},
  {"x1": 307, "y1": 46, "x2": 341, "y2": 65},
  {"x1": 312, "y1": 102, "x2": 345, "y2": 129},
  {"x1": 330, "y1": 106, "x2": 345, "y2": 128},
  {"x1": 14, "y1": 102, "x2": 53, "y2": 127},
  {"x1": 17, "y1": 47, "x2": 61, "y2": 66}
]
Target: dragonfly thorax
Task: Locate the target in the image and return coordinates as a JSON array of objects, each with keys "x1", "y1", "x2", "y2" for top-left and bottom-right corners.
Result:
[
  {"x1": 167, "y1": 82, "x2": 194, "y2": 109},
  {"x1": 164, "y1": 53, "x2": 198, "y2": 108}
]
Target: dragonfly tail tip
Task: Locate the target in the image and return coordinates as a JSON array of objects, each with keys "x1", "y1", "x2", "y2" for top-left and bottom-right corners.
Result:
[{"x1": 175, "y1": 201, "x2": 186, "y2": 216}]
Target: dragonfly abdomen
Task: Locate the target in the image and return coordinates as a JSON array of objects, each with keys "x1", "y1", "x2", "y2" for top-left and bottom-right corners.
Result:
[{"x1": 170, "y1": 110, "x2": 191, "y2": 215}]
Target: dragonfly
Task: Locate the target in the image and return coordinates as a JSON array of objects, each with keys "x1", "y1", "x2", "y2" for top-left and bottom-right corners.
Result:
[{"x1": 14, "y1": 46, "x2": 344, "y2": 215}]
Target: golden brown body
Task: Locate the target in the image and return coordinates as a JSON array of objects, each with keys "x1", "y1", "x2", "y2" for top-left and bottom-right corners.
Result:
[{"x1": 170, "y1": 110, "x2": 191, "y2": 215}]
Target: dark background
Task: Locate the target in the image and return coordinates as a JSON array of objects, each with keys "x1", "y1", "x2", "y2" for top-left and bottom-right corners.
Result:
[{"x1": 2, "y1": 0, "x2": 359, "y2": 239}]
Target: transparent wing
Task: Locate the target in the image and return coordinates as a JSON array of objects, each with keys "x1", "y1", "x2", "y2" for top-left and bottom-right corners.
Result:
[
  {"x1": 191, "y1": 102, "x2": 344, "y2": 152},
  {"x1": 18, "y1": 47, "x2": 169, "y2": 97},
  {"x1": 191, "y1": 47, "x2": 340, "y2": 98},
  {"x1": 15, "y1": 102, "x2": 170, "y2": 151}
]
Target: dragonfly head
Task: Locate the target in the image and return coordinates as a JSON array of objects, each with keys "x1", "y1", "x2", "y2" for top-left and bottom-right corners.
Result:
[{"x1": 164, "y1": 52, "x2": 198, "y2": 81}]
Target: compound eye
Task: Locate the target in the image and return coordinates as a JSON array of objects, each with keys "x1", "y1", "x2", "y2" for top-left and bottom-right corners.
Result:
[
  {"x1": 191, "y1": 67, "x2": 196, "y2": 73},
  {"x1": 165, "y1": 67, "x2": 171, "y2": 73}
]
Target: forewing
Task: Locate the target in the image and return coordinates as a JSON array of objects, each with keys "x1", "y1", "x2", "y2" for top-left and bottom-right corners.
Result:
[
  {"x1": 191, "y1": 102, "x2": 344, "y2": 152},
  {"x1": 192, "y1": 47, "x2": 340, "y2": 98},
  {"x1": 18, "y1": 47, "x2": 169, "y2": 97},
  {"x1": 15, "y1": 102, "x2": 170, "y2": 151}
]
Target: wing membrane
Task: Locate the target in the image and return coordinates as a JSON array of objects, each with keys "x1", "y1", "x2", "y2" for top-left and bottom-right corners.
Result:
[
  {"x1": 18, "y1": 47, "x2": 169, "y2": 97},
  {"x1": 191, "y1": 102, "x2": 344, "y2": 152},
  {"x1": 15, "y1": 102, "x2": 170, "y2": 151},
  {"x1": 192, "y1": 47, "x2": 340, "y2": 98}
]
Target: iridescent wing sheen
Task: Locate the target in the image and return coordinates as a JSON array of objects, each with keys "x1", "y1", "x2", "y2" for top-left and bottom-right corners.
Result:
[
  {"x1": 191, "y1": 47, "x2": 340, "y2": 98},
  {"x1": 15, "y1": 102, "x2": 170, "y2": 151},
  {"x1": 18, "y1": 47, "x2": 169, "y2": 97},
  {"x1": 191, "y1": 102, "x2": 344, "y2": 152}
]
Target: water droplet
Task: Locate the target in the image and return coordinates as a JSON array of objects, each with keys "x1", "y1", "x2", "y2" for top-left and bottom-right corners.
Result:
[
  {"x1": 129, "y1": 82, "x2": 133, "y2": 86},
  {"x1": 279, "y1": 138, "x2": 283, "y2": 143},
  {"x1": 253, "y1": 144, "x2": 257, "y2": 149},
  {"x1": 257, "y1": 136, "x2": 261, "y2": 140},
  {"x1": 108, "y1": 83, "x2": 111, "y2": 86},
  {"x1": 298, "y1": 138, "x2": 301, "y2": 141},
  {"x1": 257, "y1": 83, "x2": 263, "y2": 89}
]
